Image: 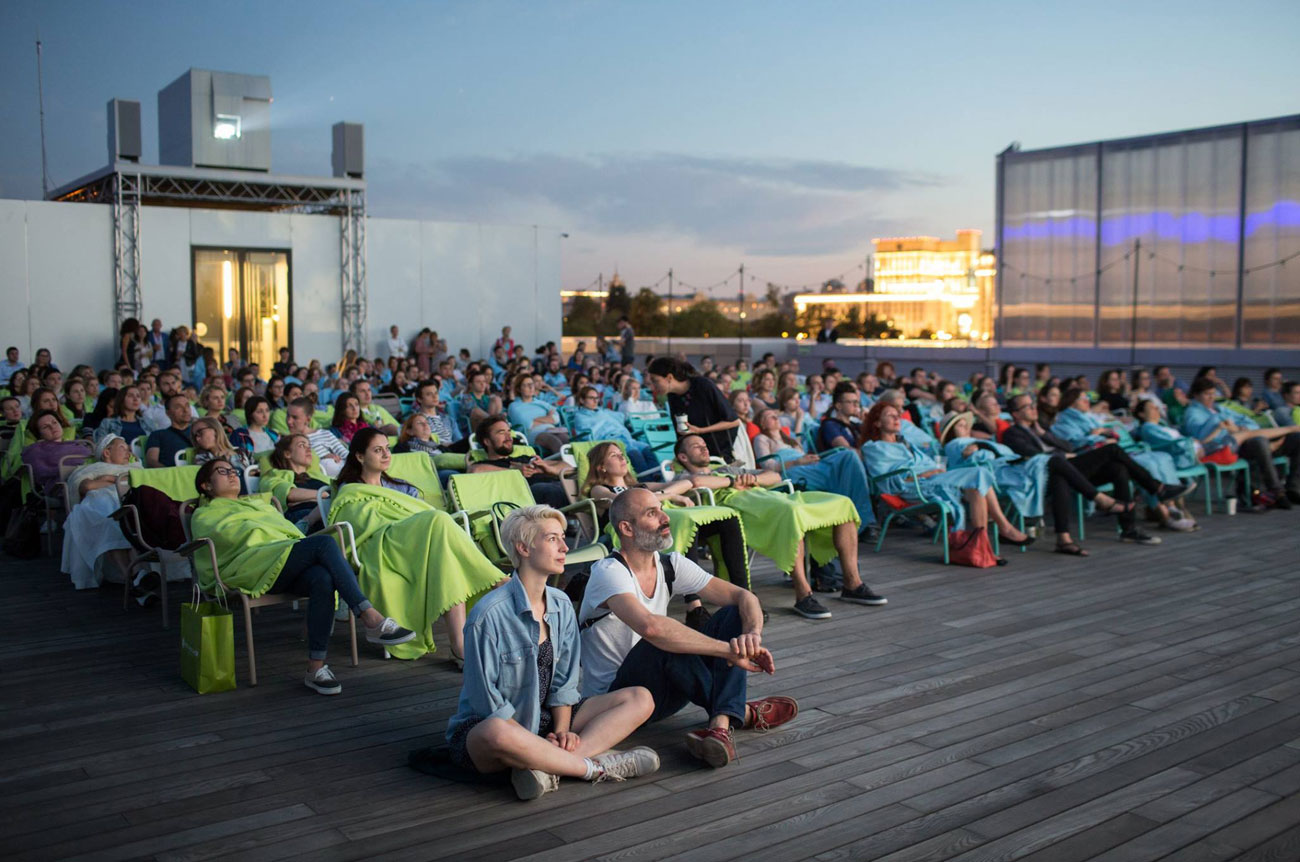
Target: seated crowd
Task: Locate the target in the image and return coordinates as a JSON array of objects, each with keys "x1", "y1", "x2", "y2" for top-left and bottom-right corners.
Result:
[{"x1": 3, "y1": 321, "x2": 1296, "y2": 801}]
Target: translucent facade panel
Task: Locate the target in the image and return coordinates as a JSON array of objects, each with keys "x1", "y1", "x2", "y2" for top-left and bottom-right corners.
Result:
[
  {"x1": 1097, "y1": 131, "x2": 1241, "y2": 347},
  {"x1": 1241, "y1": 119, "x2": 1300, "y2": 347},
  {"x1": 999, "y1": 149, "x2": 1097, "y2": 345}
]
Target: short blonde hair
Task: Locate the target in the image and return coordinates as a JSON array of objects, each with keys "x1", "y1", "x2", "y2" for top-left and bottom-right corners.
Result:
[{"x1": 499, "y1": 505, "x2": 566, "y2": 569}]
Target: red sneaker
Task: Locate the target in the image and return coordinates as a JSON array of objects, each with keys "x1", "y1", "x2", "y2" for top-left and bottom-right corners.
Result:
[
  {"x1": 685, "y1": 727, "x2": 736, "y2": 768},
  {"x1": 743, "y1": 696, "x2": 800, "y2": 731}
]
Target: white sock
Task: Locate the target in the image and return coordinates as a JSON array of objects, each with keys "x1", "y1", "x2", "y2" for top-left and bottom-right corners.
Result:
[{"x1": 582, "y1": 757, "x2": 602, "y2": 781}]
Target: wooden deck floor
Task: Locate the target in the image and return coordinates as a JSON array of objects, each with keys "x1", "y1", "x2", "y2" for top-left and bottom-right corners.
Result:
[{"x1": 3, "y1": 507, "x2": 1300, "y2": 862}]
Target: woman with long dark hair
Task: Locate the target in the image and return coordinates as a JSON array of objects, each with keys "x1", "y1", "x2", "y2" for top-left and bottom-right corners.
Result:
[{"x1": 646, "y1": 357, "x2": 740, "y2": 460}]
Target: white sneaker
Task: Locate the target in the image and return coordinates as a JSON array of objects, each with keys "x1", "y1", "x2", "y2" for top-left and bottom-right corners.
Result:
[
  {"x1": 334, "y1": 605, "x2": 351, "y2": 622},
  {"x1": 365, "y1": 617, "x2": 417, "y2": 647},
  {"x1": 592, "y1": 746, "x2": 661, "y2": 782},
  {"x1": 511, "y1": 768, "x2": 560, "y2": 800},
  {"x1": 304, "y1": 665, "x2": 342, "y2": 695}
]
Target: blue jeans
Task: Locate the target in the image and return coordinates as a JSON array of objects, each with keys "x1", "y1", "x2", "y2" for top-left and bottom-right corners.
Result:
[
  {"x1": 627, "y1": 440, "x2": 661, "y2": 477},
  {"x1": 610, "y1": 605, "x2": 748, "y2": 724},
  {"x1": 270, "y1": 534, "x2": 373, "y2": 660}
]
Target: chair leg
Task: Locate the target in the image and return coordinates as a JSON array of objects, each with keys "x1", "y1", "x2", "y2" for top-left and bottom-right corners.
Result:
[
  {"x1": 243, "y1": 601, "x2": 258, "y2": 687},
  {"x1": 1077, "y1": 494, "x2": 1086, "y2": 541},
  {"x1": 348, "y1": 611, "x2": 359, "y2": 667},
  {"x1": 991, "y1": 522, "x2": 1000, "y2": 557},
  {"x1": 940, "y1": 509, "x2": 950, "y2": 565},
  {"x1": 159, "y1": 560, "x2": 169, "y2": 630},
  {"x1": 875, "y1": 514, "x2": 893, "y2": 553}
]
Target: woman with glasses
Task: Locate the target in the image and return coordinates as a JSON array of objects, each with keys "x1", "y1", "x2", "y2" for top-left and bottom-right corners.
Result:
[{"x1": 191, "y1": 457, "x2": 418, "y2": 695}]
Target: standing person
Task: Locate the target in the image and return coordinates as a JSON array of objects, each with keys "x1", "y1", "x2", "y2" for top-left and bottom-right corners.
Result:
[
  {"x1": 815, "y1": 318, "x2": 839, "y2": 343},
  {"x1": 387, "y1": 325, "x2": 408, "y2": 360},
  {"x1": 646, "y1": 357, "x2": 740, "y2": 460},
  {"x1": 446, "y1": 505, "x2": 660, "y2": 800},
  {"x1": 617, "y1": 316, "x2": 636, "y2": 365},
  {"x1": 147, "y1": 319, "x2": 170, "y2": 369},
  {"x1": 579, "y1": 489, "x2": 798, "y2": 768},
  {"x1": 494, "y1": 326, "x2": 516, "y2": 355}
]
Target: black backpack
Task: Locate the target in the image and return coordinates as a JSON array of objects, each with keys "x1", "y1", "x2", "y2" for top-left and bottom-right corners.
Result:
[{"x1": 571, "y1": 550, "x2": 675, "y2": 631}]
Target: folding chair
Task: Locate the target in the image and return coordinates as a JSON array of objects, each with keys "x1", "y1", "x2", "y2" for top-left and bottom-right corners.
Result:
[
  {"x1": 447, "y1": 470, "x2": 606, "y2": 577},
  {"x1": 110, "y1": 465, "x2": 202, "y2": 627},
  {"x1": 867, "y1": 466, "x2": 960, "y2": 564},
  {"x1": 178, "y1": 501, "x2": 359, "y2": 687}
]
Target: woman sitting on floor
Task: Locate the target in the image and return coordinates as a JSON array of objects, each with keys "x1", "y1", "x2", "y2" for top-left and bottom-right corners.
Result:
[
  {"x1": 229, "y1": 395, "x2": 279, "y2": 454},
  {"x1": 446, "y1": 505, "x2": 658, "y2": 800},
  {"x1": 191, "y1": 457, "x2": 417, "y2": 695},
  {"x1": 328, "y1": 427, "x2": 505, "y2": 665},
  {"x1": 61, "y1": 434, "x2": 136, "y2": 590},
  {"x1": 861, "y1": 402, "x2": 1032, "y2": 549},
  {"x1": 261, "y1": 433, "x2": 330, "y2": 533}
]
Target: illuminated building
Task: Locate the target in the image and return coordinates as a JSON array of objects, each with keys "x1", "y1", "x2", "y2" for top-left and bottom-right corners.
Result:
[{"x1": 794, "y1": 230, "x2": 995, "y2": 342}]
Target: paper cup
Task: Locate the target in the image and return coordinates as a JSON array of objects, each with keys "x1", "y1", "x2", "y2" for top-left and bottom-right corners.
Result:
[{"x1": 1226, "y1": 498, "x2": 1238, "y2": 516}]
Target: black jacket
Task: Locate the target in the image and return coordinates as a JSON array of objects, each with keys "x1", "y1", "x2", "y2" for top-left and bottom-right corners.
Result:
[{"x1": 1002, "y1": 423, "x2": 1071, "y2": 459}]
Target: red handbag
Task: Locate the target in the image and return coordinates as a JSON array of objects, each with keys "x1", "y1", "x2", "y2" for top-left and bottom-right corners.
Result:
[{"x1": 948, "y1": 526, "x2": 998, "y2": 568}]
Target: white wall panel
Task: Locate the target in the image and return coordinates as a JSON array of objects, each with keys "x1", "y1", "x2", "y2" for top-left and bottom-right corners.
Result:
[
  {"x1": 421, "y1": 222, "x2": 482, "y2": 355},
  {"x1": 24, "y1": 201, "x2": 116, "y2": 369},
  {"x1": 189, "y1": 209, "x2": 292, "y2": 249},
  {"x1": 139, "y1": 207, "x2": 193, "y2": 332},
  {"x1": 366, "y1": 218, "x2": 423, "y2": 358},
  {"x1": 288, "y1": 214, "x2": 344, "y2": 365},
  {"x1": 0, "y1": 200, "x2": 32, "y2": 365}
]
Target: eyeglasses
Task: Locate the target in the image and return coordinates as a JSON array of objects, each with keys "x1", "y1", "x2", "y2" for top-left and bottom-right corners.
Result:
[{"x1": 211, "y1": 466, "x2": 240, "y2": 477}]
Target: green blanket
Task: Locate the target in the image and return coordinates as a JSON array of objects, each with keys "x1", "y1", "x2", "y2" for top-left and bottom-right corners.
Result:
[
  {"x1": 190, "y1": 496, "x2": 302, "y2": 597},
  {"x1": 261, "y1": 462, "x2": 328, "y2": 509},
  {"x1": 715, "y1": 487, "x2": 858, "y2": 573},
  {"x1": 327, "y1": 482, "x2": 504, "y2": 659},
  {"x1": 609, "y1": 502, "x2": 749, "y2": 587}
]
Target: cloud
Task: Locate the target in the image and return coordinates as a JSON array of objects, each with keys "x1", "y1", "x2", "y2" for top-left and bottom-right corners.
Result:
[{"x1": 366, "y1": 152, "x2": 943, "y2": 256}]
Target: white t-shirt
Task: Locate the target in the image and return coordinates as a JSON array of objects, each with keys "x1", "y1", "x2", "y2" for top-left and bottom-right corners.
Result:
[{"x1": 578, "y1": 551, "x2": 713, "y2": 697}]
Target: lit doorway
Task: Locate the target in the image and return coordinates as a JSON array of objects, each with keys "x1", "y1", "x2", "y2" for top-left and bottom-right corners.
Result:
[{"x1": 192, "y1": 248, "x2": 291, "y2": 373}]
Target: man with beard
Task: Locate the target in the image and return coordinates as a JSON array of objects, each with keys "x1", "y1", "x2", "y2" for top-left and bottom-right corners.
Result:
[
  {"x1": 577, "y1": 488, "x2": 798, "y2": 769},
  {"x1": 468, "y1": 415, "x2": 569, "y2": 509}
]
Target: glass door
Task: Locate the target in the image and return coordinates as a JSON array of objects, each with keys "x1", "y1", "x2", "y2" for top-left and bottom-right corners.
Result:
[{"x1": 193, "y1": 248, "x2": 291, "y2": 372}]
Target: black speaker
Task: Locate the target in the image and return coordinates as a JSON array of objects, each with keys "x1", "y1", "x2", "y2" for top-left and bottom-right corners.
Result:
[
  {"x1": 108, "y1": 99, "x2": 142, "y2": 162},
  {"x1": 332, "y1": 122, "x2": 364, "y2": 179}
]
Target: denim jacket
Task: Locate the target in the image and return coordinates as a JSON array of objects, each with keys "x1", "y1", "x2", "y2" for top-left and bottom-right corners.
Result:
[{"x1": 446, "y1": 574, "x2": 582, "y2": 742}]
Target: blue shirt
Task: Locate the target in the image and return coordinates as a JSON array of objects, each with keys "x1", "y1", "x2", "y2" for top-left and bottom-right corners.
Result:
[
  {"x1": 446, "y1": 575, "x2": 581, "y2": 741},
  {"x1": 573, "y1": 406, "x2": 633, "y2": 445},
  {"x1": 817, "y1": 415, "x2": 855, "y2": 451}
]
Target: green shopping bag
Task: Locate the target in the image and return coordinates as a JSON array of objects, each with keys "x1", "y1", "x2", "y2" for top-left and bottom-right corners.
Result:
[{"x1": 180, "y1": 588, "x2": 236, "y2": 694}]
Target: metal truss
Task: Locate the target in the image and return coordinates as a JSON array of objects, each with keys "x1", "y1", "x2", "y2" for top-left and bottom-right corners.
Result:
[
  {"x1": 54, "y1": 172, "x2": 356, "y2": 215},
  {"x1": 112, "y1": 172, "x2": 143, "y2": 328},
  {"x1": 339, "y1": 189, "x2": 368, "y2": 354}
]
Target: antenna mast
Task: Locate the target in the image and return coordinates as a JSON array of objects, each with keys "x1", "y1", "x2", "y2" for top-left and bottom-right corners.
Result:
[{"x1": 36, "y1": 36, "x2": 51, "y2": 198}]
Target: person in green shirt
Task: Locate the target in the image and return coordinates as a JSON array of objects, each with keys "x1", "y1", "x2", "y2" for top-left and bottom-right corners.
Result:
[{"x1": 191, "y1": 458, "x2": 417, "y2": 695}]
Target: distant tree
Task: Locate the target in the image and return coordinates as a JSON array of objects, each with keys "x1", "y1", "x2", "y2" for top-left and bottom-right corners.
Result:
[
  {"x1": 605, "y1": 284, "x2": 631, "y2": 317},
  {"x1": 672, "y1": 300, "x2": 735, "y2": 338},
  {"x1": 630, "y1": 288, "x2": 667, "y2": 335},
  {"x1": 765, "y1": 284, "x2": 782, "y2": 309},
  {"x1": 563, "y1": 296, "x2": 602, "y2": 336}
]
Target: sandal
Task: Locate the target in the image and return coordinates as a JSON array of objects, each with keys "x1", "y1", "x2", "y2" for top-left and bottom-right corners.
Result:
[
  {"x1": 1054, "y1": 541, "x2": 1089, "y2": 556},
  {"x1": 995, "y1": 557, "x2": 1009, "y2": 566},
  {"x1": 1095, "y1": 498, "x2": 1136, "y2": 515}
]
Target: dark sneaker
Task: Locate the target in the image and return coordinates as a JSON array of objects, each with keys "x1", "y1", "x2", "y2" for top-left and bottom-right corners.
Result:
[
  {"x1": 684, "y1": 605, "x2": 712, "y2": 632},
  {"x1": 1155, "y1": 482, "x2": 1191, "y2": 502},
  {"x1": 1119, "y1": 528, "x2": 1162, "y2": 545},
  {"x1": 793, "y1": 595, "x2": 832, "y2": 620},
  {"x1": 685, "y1": 727, "x2": 736, "y2": 768},
  {"x1": 592, "y1": 746, "x2": 660, "y2": 782},
  {"x1": 365, "y1": 617, "x2": 418, "y2": 647},
  {"x1": 861, "y1": 525, "x2": 881, "y2": 545},
  {"x1": 839, "y1": 584, "x2": 888, "y2": 606},
  {"x1": 511, "y1": 768, "x2": 560, "y2": 800},
  {"x1": 743, "y1": 696, "x2": 799, "y2": 732},
  {"x1": 1271, "y1": 494, "x2": 1294, "y2": 510},
  {"x1": 304, "y1": 665, "x2": 342, "y2": 696}
]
